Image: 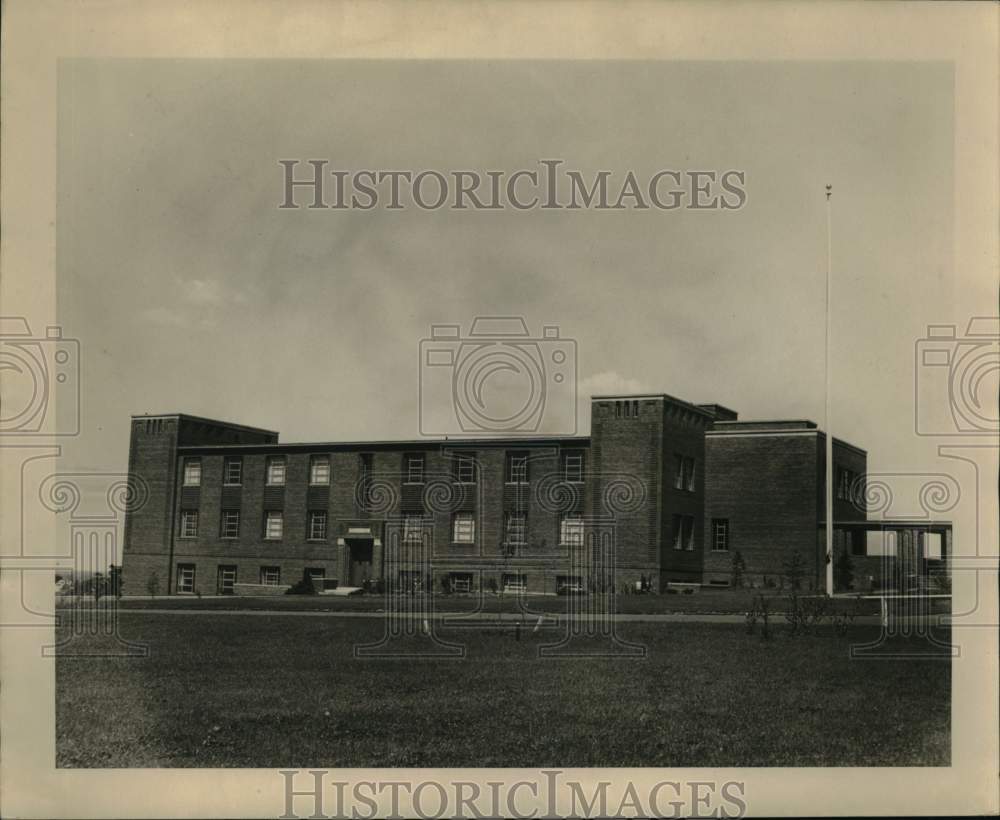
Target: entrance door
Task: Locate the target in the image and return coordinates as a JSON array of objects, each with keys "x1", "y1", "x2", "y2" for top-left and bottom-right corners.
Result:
[{"x1": 348, "y1": 540, "x2": 373, "y2": 587}]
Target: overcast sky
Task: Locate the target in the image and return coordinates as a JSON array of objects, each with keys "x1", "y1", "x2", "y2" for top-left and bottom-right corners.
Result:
[{"x1": 57, "y1": 59, "x2": 957, "y2": 477}]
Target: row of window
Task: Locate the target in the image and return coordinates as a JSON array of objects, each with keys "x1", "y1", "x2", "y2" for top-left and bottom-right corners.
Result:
[
  {"x1": 180, "y1": 509, "x2": 327, "y2": 541},
  {"x1": 178, "y1": 507, "x2": 589, "y2": 547},
  {"x1": 670, "y1": 516, "x2": 731, "y2": 551},
  {"x1": 175, "y1": 563, "x2": 328, "y2": 594},
  {"x1": 181, "y1": 450, "x2": 588, "y2": 489},
  {"x1": 400, "y1": 512, "x2": 585, "y2": 549}
]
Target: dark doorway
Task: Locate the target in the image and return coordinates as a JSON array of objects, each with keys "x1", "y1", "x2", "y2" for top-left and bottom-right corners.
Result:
[{"x1": 348, "y1": 539, "x2": 373, "y2": 587}]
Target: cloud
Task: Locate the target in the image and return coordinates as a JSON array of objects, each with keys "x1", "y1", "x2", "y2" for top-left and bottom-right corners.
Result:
[
  {"x1": 579, "y1": 370, "x2": 650, "y2": 399},
  {"x1": 137, "y1": 306, "x2": 188, "y2": 327}
]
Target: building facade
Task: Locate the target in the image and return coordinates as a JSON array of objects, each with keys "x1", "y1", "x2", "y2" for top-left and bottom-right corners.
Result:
[{"x1": 120, "y1": 394, "x2": 948, "y2": 597}]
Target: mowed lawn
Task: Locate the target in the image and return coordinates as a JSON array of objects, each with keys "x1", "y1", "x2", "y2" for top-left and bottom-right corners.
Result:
[{"x1": 56, "y1": 614, "x2": 950, "y2": 768}]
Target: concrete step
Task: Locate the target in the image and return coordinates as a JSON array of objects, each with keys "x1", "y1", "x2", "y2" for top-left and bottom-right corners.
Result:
[{"x1": 322, "y1": 586, "x2": 363, "y2": 596}]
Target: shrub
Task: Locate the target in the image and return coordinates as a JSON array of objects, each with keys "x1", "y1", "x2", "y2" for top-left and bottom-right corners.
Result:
[
  {"x1": 782, "y1": 551, "x2": 806, "y2": 591},
  {"x1": 286, "y1": 572, "x2": 318, "y2": 595},
  {"x1": 145, "y1": 571, "x2": 160, "y2": 598}
]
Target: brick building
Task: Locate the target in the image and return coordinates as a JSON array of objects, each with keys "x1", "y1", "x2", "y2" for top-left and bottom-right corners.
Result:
[{"x1": 120, "y1": 393, "x2": 948, "y2": 596}]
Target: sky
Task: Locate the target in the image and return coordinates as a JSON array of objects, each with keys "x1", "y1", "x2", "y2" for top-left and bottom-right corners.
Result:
[{"x1": 56, "y1": 58, "x2": 959, "y2": 478}]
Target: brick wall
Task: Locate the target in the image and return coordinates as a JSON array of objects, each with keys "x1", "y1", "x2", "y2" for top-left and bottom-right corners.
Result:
[{"x1": 704, "y1": 427, "x2": 868, "y2": 589}]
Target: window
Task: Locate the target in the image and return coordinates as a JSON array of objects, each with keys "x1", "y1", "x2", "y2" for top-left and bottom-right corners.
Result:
[
  {"x1": 403, "y1": 513, "x2": 424, "y2": 544},
  {"x1": 260, "y1": 566, "x2": 281, "y2": 586},
  {"x1": 452, "y1": 512, "x2": 475, "y2": 543},
  {"x1": 674, "y1": 455, "x2": 695, "y2": 491},
  {"x1": 502, "y1": 573, "x2": 527, "y2": 593},
  {"x1": 672, "y1": 514, "x2": 695, "y2": 550},
  {"x1": 264, "y1": 511, "x2": 283, "y2": 540},
  {"x1": 176, "y1": 563, "x2": 195, "y2": 594},
  {"x1": 306, "y1": 568, "x2": 326, "y2": 590},
  {"x1": 310, "y1": 455, "x2": 330, "y2": 485},
  {"x1": 563, "y1": 451, "x2": 584, "y2": 483},
  {"x1": 506, "y1": 452, "x2": 529, "y2": 484},
  {"x1": 560, "y1": 514, "x2": 584, "y2": 547},
  {"x1": 505, "y1": 512, "x2": 527, "y2": 548},
  {"x1": 405, "y1": 453, "x2": 425, "y2": 484},
  {"x1": 712, "y1": 518, "x2": 729, "y2": 551},
  {"x1": 220, "y1": 509, "x2": 240, "y2": 539},
  {"x1": 180, "y1": 510, "x2": 199, "y2": 539},
  {"x1": 684, "y1": 458, "x2": 696, "y2": 492},
  {"x1": 223, "y1": 457, "x2": 242, "y2": 486},
  {"x1": 182, "y1": 458, "x2": 201, "y2": 486},
  {"x1": 266, "y1": 456, "x2": 286, "y2": 486},
  {"x1": 454, "y1": 453, "x2": 477, "y2": 484},
  {"x1": 308, "y1": 510, "x2": 328, "y2": 541},
  {"x1": 217, "y1": 565, "x2": 237, "y2": 595},
  {"x1": 450, "y1": 572, "x2": 473, "y2": 593}
]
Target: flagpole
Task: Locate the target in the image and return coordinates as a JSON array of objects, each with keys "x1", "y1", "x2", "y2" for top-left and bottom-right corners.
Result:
[{"x1": 825, "y1": 184, "x2": 834, "y2": 596}]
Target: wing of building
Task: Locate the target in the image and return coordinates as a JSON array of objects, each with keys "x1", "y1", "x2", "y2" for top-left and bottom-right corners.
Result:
[{"x1": 121, "y1": 397, "x2": 951, "y2": 596}]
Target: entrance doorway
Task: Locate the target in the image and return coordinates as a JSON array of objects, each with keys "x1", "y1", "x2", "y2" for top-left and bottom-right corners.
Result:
[{"x1": 347, "y1": 539, "x2": 373, "y2": 587}]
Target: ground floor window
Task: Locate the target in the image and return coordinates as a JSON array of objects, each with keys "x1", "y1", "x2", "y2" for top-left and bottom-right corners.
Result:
[
  {"x1": 556, "y1": 574, "x2": 582, "y2": 593},
  {"x1": 450, "y1": 571, "x2": 473, "y2": 593},
  {"x1": 176, "y1": 563, "x2": 195, "y2": 594},
  {"x1": 502, "y1": 573, "x2": 527, "y2": 593},
  {"x1": 260, "y1": 566, "x2": 281, "y2": 586},
  {"x1": 217, "y1": 565, "x2": 237, "y2": 595}
]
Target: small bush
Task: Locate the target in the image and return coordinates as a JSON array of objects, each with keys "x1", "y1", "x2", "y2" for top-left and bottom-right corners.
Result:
[{"x1": 286, "y1": 573, "x2": 317, "y2": 595}]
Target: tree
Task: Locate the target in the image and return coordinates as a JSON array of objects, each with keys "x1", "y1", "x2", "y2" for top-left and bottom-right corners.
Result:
[
  {"x1": 834, "y1": 550, "x2": 855, "y2": 591},
  {"x1": 782, "y1": 551, "x2": 806, "y2": 591},
  {"x1": 146, "y1": 571, "x2": 160, "y2": 598},
  {"x1": 730, "y1": 551, "x2": 747, "y2": 588}
]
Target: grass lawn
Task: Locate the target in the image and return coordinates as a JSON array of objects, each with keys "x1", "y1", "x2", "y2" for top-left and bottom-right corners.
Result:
[
  {"x1": 75, "y1": 587, "x2": 906, "y2": 616},
  {"x1": 56, "y1": 614, "x2": 950, "y2": 768}
]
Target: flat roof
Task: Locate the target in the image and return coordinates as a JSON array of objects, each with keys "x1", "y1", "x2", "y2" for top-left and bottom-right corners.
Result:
[
  {"x1": 131, "y1": 412, "x2": 278, "y2": 436},
  {"x1": 590, "y1": 393, "x2": 716, "y2": 417},
  {"x1": 706, "y1": 419, "x2": 866, "y2": 455},
  {"x1": 178, "y1": 435, "x2": 592, "y2": 453}
]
